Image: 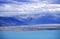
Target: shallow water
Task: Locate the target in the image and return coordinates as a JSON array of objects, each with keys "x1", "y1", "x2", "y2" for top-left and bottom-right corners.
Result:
[{"x1": 0, "y1": 30, "x2": 60, "y2": 39}]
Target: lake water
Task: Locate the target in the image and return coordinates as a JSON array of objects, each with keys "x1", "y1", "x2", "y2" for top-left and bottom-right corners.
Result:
[{"x1": 0, "y1": 30, "x2": 60, "y2": 39}]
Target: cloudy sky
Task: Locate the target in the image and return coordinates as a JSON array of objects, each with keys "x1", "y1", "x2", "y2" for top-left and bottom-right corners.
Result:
[{"x1": 0, "y1": 0, "x2": 60, "y2": 17}]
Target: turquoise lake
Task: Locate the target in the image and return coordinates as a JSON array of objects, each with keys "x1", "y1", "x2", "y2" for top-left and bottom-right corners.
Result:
[{"x1": 0, "y1": 30, "x2": 60, "y2": 39}]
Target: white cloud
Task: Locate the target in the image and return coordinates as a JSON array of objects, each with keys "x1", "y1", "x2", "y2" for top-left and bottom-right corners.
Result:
[{"x1": 0, "y1": 1, "x2": 60, "y2": 17}]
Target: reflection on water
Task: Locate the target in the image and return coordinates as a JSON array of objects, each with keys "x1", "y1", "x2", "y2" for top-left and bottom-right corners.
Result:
[{"x1": 0, "y1": 30, "x2": 60, "y2": 39}]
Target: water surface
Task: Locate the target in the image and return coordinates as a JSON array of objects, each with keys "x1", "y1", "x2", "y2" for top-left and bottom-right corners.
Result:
[{"x1": 0, "y1": 30, "x2": 60, "y2": 39}]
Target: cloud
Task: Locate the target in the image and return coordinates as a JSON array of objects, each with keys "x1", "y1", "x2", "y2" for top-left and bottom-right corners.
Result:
[
  {"x1": 0, "y1": 3, "x2": 60, "y2": 17},
  {"x1": 0, "y1": 0, "x2": 60, "y2": 17},
  {"x1": 0, "y1": 0, "x2": 57, "y2": 4},
  {"x1": 0, "y1": 0, "x2": 13, "y2": 4}
]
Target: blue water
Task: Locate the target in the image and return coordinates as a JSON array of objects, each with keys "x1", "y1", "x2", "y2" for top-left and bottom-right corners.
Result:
[{"x1": 0, "y1": 30, "x2": 60, "y2": 39}]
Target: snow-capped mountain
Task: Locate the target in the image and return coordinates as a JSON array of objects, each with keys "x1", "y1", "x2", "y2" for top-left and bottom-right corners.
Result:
[{"x1": 0, "y1": 12, "x2": 60, "y2": 26}]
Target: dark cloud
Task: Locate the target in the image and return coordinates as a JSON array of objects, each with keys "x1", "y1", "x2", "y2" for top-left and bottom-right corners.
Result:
[
  {"x1": 0, "y1": 0, "x2": 12, "y2": 4},
  {"x1": 50, "y1": 0, "x2": 60, "y2": 4},
  {"x1": 0, "y1": 0, "x2": 60, "y2": 4},
  {"x1": 14, "y1": 0, "x2": 60, "y2": 4},
  {"x1": 14, "y1": 0, "x2": 29, "y2": 2}
]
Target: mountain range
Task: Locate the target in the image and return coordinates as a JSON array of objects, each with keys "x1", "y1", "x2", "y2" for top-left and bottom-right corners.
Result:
[{"x1": 0, "y1": 12, "x2": 60, "y2": 26}]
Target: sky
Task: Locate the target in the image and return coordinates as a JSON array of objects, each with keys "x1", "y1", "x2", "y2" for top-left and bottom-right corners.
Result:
[{"x1": 0, "y1": 0, "x2": 60, "y2": 17}]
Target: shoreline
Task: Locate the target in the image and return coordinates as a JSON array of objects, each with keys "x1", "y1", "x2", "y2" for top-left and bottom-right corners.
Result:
[{"x1": 0, "y1": 24, "x2": 60, "y2": 31}]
